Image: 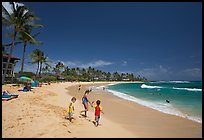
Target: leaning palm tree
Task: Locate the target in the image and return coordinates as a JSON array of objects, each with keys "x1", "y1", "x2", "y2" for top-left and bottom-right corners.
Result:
[
  {"x1": 30, "y1": 49, "x2": 51, "y2": 79},
  {"x1": 5, "y1": 25, "x2": 43, "y2": 76},
  {"x1": 29, "y1": 49, "x2": 43, "y2": 78},
  {"x1": 18, "y1": 25, "x2": 43, "y2": 76},
  {"x1": 2, "y1": 2, "x2": 41, "y2": 83},
  {"x1": 38, "y1": 54, "x2": 51, "y2": 78}
]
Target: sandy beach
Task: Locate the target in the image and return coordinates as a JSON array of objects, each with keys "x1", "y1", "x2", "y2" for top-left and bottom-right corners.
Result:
[{"x1": 2, "y1": 82, "x2": 202, "y2": 138}]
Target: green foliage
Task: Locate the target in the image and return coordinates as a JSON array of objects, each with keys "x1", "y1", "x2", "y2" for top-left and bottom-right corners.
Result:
[
  {"x1": 38, "y1": 74, "x2": 57, "y2": 82},
  {"x1": 40, "y1": 64, "x2": 147, "y2": 82},
  {"x1": 15, "y1": 71, "x2": 35, "y2": 78}
]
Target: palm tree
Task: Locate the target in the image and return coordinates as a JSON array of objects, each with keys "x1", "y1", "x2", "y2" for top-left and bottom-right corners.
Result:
[
  {"x1": 56, "y1": 62, "x2": 64, "y2": 73},
  {"x1": 52, "y1": 61, "x2": 64, "y2": 77},
  {"x1": 106, "y1": 72, "x2": 111, "y2": 81},
  {"x1": 39, "y1": 55, "x2": 50, "y2": 78},
  {"x1": 29, "y1": 49, "x2": 50, "y2": 78},
  {"x1": 52, "y1": 67, "x2": 60, "y2": 76},
  {"x1": 2, "y1": 45, "x2": 8, "y2": 55},
  {"x1": 42, "y1": 65, "x2": 50, "y2": 74},
  {"x1": 29, "y1": 49, "x2": 43, "y2": 77},
  {"x1": 2, "y1": 2, "x2": 41, "y2": 83},
  {"x1": 63, "y1": 66, "x2": 70, "y2": 75},
  {"x1": 19, "y1": 25, "x2": 43, "y2": 76},
  {"x1": 80, "y1": 68, "x2": 86, "y2": 75},
  {"x1": 6, "y1": 25, "x2": 43, "y2": 76},
  {"x1": 113, "y1": 72, "x2": 120, "y2": 81}
]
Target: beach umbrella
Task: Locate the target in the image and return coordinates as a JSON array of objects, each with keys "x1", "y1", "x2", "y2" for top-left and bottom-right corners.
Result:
[{"x1": 19, "y1": 76, "x2": 34, "y2": 83}]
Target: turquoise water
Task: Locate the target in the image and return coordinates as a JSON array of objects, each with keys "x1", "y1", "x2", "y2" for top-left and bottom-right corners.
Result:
[{"x1": 106, "y1": 81, "x2": 202, "y2": 123}]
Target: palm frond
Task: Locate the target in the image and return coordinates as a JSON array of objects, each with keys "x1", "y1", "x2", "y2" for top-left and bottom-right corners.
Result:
[
  {"x1": 2, "y1": 17, "x2": 11, "y2": 26},
  {"x1": 32, "y1": 24, "x2": 43, "y2": 28},
  {"x1": 32, "y1": 32, "x2": 41, "y2": 38},
  {"x1": 22, "y1": 31, "x2": 38, "y2": 44},
  {"x1": 2, "y1": 41, "x2": 22, "y2": 47},
  {"x1": 30, "y1": 41, "x2": 43, "y2": 45},
  {"x1": 6, "y1": 33, "x2": 14, "y2": 38},
  {"x1": 10, "y1": 2, "x2": 16, "y2": 14}
]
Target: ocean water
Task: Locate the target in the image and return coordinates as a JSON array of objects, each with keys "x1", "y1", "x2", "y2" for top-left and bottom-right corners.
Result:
[{"x1": 105, "y1": 81, "x2": 202, "y2": 124}]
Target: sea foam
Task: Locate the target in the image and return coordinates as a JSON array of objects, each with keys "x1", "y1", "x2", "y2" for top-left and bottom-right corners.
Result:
[
  {"x1": 106, "y1": 89, "x2": 202, "y2": 124},
  {"x1": 155, "y1": 81, "x2": 191, "y2": 83},
  {"x1": 141, "y1": 84, "x2": 163, "y2": 89},
  {"x1": 173, "y1": 87, "x2": 202, "y2": 92}
]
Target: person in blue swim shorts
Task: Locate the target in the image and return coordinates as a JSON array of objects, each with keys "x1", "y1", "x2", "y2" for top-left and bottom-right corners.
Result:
[{"x1": 80, "y1": 90, "x2": 92, "y2": 117}]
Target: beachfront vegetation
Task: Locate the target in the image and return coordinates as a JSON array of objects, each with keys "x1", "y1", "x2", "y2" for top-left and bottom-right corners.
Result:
[
  {"x1": 20, "y1": 54, "x2": 148, "y2": 82},
  {"x1": 2, "y1": 2, "x2": 42, "y2": 84},
  {"x1": 15, "y1": 66, "x2": 148, "y2": 83},
  {"x1": 13, "y1": 48, "x2": 148, "y2": 82}
]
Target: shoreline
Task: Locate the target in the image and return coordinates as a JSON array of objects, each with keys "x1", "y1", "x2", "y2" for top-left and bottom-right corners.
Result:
[
  {"x1": 102, "y1": 83, "x2": 202, "y2": 124},
  {"x1": 66, "y1": 82, "x2": 202, "y2": 138},
  {"x1": 2, "y1": 81, "x2": 202, "y2": 138}
]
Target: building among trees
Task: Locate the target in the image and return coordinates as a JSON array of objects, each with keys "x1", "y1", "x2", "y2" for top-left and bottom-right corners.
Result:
[{"x1": 2, "y1": 54, "x2": 20, "y2": 83}]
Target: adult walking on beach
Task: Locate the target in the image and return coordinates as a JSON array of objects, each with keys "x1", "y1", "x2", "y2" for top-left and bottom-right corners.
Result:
[{"x1": 80, "y1": 90, "x2": 92, "y2": 117}]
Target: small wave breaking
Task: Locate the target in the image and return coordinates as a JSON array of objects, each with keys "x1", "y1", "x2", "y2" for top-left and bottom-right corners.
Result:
[
  {"x1": 173, "y1": 87, "x2": 202, "y2": 92},
  {"x1": 154, "y1": 81, "x2": 191, "y2": 83},
  {"x1": 141, "y1": 84, "x2": 163, "y2": 89}
]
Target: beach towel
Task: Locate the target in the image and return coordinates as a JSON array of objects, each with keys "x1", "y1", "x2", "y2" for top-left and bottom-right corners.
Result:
[
  {"x1": 2, "y1": 93, "x2": 18, "y2": 101},
  {"x1": 2, "y1": 93, "x2": 19, "y2": 98}
]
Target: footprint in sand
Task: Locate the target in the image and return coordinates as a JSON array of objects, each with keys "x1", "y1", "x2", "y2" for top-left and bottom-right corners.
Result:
[
  {"x1": 8, "y1": 125, "x2": 14, "y2": 129},
  {"x1": 17, "y1": 117, "x2": 22, "y2": 121},
  {"x1": 62, "y1": 123, "x2": 68, "y2": 127},
  {"x1": 38, "y1": 133, "x2": 45, "y2": 136}
]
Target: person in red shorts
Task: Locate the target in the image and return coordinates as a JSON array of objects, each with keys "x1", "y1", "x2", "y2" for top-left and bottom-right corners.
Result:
[{"x1": 92, "y1": 100, "x2": 104, "y2": 127}]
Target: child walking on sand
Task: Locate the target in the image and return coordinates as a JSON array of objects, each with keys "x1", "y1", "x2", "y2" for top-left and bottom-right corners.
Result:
[
  {"x1": 92, "y1": 100, "x2": 104, "y2": 127},
  {"x1": 67, "y1": 97, "x2": 76, "y2": 122}
]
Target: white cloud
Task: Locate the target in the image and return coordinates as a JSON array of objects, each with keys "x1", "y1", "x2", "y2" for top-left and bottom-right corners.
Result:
[
  {"x1": 159, "y1": 65, "x2": 168, "y2": 73},
  {"x1": 179, "y1": 68, "x2": 202, "y2": 80},
  {"x1": 80, "y1": 60, "x2": 112, "y2": 68},
  {"x1": 135, "y1": 65, "x2": 171, "y2": 80},
  {"x1": 14, "y1": 62, "x2": 37, "y2": 73},
  {"x1": 135, "y1": 65, "x2": 202, "y2": 81},
  {"x1": 44, "y1": 58, "x2": 113, "y2": 69},
  {"x1": 122, "y1": 61, "x2": 127, "y2": 66}
]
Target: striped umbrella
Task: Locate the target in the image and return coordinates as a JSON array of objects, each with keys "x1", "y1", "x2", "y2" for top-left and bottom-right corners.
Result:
[{"x1": 19, "y1": 76, "x2": 34, "y2": 83}]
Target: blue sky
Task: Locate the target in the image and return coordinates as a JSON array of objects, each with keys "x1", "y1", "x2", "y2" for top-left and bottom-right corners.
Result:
[{"x1": 2, "y1": 2, "x2": 202, "y2": 81}]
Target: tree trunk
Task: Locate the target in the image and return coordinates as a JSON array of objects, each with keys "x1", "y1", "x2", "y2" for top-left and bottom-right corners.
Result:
[
  {"x1": 39, "y1": 62, "x2": 43, "y2": 78},
  {"x1": 36, "y1": 62, "x2": 39, "y2": 78},
  {"x1": 2, "y1": 30, "x2": 17, "y2": 84},
  {"x1": 20, "y1": 42, "x2": 27, "y2": 76}
]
